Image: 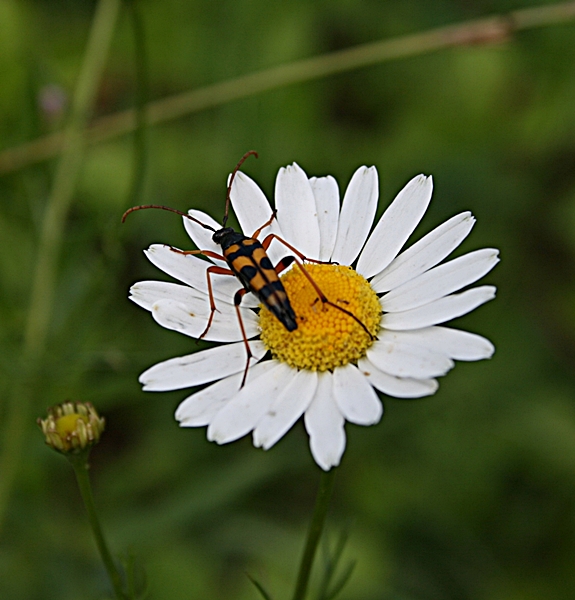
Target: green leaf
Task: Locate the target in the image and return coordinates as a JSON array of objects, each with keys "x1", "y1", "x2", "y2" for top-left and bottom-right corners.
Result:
[{"x1": 246, "y1": 572, "x2": 274, "y2": 600}]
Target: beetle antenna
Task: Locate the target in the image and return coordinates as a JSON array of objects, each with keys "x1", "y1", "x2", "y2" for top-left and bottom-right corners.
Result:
[
  {"x1": 121, "y1": 204, "x2": 217, "y2": 232},
  {"x1": 223, "y1": 150, "x2": 258, "y2": 227}
]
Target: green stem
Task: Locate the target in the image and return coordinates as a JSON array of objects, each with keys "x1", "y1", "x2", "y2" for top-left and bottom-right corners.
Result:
[
  {"x1": 292, "y1": 468, "x2": 337, "y2": 600},
  {"x1": 70, "y1": 454, "x2": 126, "y2": 600},
  {"x1": 0, "y1": 0, "x2": 121, "y2": 533},
  {"x1": 24, "y1": 0, "x2": 121, "y2": 355}
]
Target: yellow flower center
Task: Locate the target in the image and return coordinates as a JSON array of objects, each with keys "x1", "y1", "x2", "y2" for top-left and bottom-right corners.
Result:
[
  {"x1": 56, "y1": 413, "x2": 88, "y2": 438},
  {"x1": 259, "y1": 264, "x2": 381, "y2": 371}
]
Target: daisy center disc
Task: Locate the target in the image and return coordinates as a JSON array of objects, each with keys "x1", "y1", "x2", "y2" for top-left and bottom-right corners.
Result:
[{"x1": 259, "y1": 264, "x2": 381, "y2": 371}]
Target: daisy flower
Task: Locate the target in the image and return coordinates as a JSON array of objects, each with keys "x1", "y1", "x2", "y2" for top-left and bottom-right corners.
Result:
[{"x1": 130, "y1": 163, "x2": 498, "y2": 470}]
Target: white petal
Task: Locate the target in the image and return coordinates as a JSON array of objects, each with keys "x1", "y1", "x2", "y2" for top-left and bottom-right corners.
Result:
[
  {"x1": 275, "y1": 163, "x2": 320, "y2": 259},
  {"x1": 144, "y1": 245, "x2": 242, "y2": 302},
  {"x1": 382, "y1": 285, "x2": 497, "y2": 330},
  {"x1": 357, "y1": 357, "x2": 439, "y2": 398},
  {"x1": 151, "y1": 298, "x2": 259, "y2": 342},
  {"x1": 253, "y1": 370, "x2": 318, "y2": 450},
  {"x1": 237, "y1": 291, "x2": 260, "y2": 308},
  {"x1": 130, "y1": 280, "x2": 208, "y2": 311},
  {"x1": 381, "y1": 248, "x2": 499, "y2": 312},
  {"x1": 309, "y1": 176, "x2": 340, "y2": 261},
  {"x1": 144, "y1": 244, "x2": 208, "y2": 287},
  {"x1": 140, "y1": 340, "x2": 267, "y2": 391},
  {"x1": 304, "y1": 372, "x2": 345, "y2": 471},
  {"x1": 367, "y1": 338, "x2": 454, "y2": 379},
  {"x1": 230, "y1": 171, "x2": 286, "y2": 265},
  {"x1": 357, "y1": 174, "x2": 434, "y2": 278},
  {"x1": 182, "y1": 209, "x2": 227, "y2": 268},
  {"x1": 207, "y1": 361, "x2": 293, "y2": 444},
  {"x1": 131, "y1": 277, "x2": 259, "y2": 312},
  {"x1": 331, "y1": 166, "x2": 378, "y2": 266},
  {"x1": 379, "y1": 327, "x2": 495, "y2": 361},
  {"x1": 175, "y1": 371, "x2": 245, "y2": 426},
  {"x1": 332, "y1": 364, "x2": 383, "y2": 425},
  {"x1": 371, "y1": 212, "x2": 475, "y2": 293},
  {"x1": 230, "y1": 171, "x2": 274, "y2": 236}
]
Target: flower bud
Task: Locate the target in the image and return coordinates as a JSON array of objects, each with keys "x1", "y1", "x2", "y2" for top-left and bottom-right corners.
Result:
[{"x1": 38, "y1": 402, "x2": 105, "y2": 454}]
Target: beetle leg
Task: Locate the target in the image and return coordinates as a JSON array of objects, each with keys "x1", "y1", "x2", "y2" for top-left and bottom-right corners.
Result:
[
  {"x1": 273, "y1": 255, "x2": 295, "y2": 274},
  {"x1": 291, "y1": 259, "x2": 376, "y2": 340},
  {"x1": 260, "y1": 233, "x2": 324, "y2": 265},
  {"x1": 198, "y1": 265, "x2": 235, "y2": 340},
  {"x1": 169, "y1": 247, "x2": 226, "y2": 262},
  {"x1": 250, "y1": 210, "x2": 277, "y2": 239},
  {"x1": 231, "y1": 288, "x2": 255, "y2": 388},
  {"x1": 261, "y1": 237, "x2": 375, "y2": 340}
]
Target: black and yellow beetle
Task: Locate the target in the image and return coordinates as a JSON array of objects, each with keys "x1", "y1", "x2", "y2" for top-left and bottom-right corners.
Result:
[
  {"x1": 123, "y1": 151, "x2": 373, "y2": 386},
  {"x1": 123, "y1": 151, "x2": 302, "y2": 386},
  {"x1": 211, "y1": 220, "x2": 298, "y2": 333}
]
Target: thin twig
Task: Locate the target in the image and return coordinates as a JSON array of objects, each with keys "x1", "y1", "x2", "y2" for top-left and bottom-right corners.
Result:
[{"x1": 1, "y1": 0, "x2": 575, "y2": 175}]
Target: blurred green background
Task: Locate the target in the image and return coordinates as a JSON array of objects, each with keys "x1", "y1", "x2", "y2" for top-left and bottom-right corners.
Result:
[{"x1": 2, "y1": 0, "x2": 575, "y2": 598}]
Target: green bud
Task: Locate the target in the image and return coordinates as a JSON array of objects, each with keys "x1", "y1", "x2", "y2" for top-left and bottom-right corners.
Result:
[{"x1": 38, "y1": 402, "x2": 105, "y2": 454}]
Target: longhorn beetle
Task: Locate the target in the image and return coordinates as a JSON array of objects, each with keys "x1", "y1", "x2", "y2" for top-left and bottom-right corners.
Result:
[{"x1": 123, "y1": 151, "x2": 374, "y2": 387}]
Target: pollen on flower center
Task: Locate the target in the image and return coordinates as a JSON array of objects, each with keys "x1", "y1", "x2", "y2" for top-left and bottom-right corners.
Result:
[{"x1": 259, "y1": 264, "x2": 381, "y2": 371}]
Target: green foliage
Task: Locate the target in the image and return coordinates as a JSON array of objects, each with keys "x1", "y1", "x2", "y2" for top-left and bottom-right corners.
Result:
[
  {"x1": 2, "y1": 0, "x2": 575, "y2": 599},
  {"x1": 246, "y1": 572, "x2": 275, "y2": 600}
]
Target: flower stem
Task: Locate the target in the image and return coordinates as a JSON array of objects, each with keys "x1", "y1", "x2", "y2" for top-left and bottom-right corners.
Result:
[
  {"x1": 70, "y1": 453, "x2": 126, "y2": 600},
  {"x1": 292, "y1": 467, "x2": 337, "y2": 600}
]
